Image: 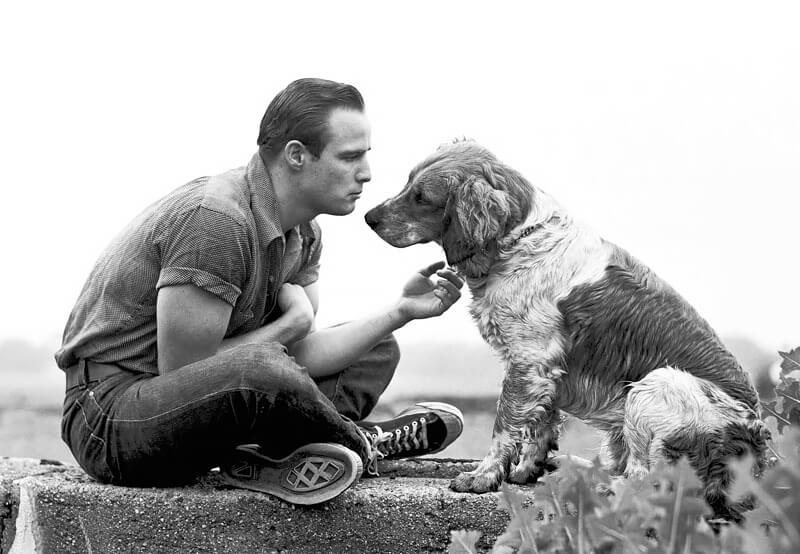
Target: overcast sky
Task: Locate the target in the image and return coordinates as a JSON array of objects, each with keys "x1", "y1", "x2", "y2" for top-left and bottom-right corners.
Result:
[{"x1": 1, "y1": 1, "x2": 798, "y2": 361}]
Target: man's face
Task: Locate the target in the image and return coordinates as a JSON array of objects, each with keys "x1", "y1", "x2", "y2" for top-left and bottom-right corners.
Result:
[{"x1": 302, "y1": 108, "x2": 372, "y2": 216}]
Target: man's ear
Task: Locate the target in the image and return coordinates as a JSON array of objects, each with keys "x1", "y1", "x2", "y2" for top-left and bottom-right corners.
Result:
[
  {"x1": 283, "y1": 140, "x2": 306, "y2": 169},
  {"x1": 442, "y1": 177, "x2": 509, "y2": 265}
]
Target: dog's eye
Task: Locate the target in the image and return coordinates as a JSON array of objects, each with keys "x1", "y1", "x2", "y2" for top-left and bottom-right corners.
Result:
[{"x1": 414, "y1": 191, "x2": 427, "y2": 204}]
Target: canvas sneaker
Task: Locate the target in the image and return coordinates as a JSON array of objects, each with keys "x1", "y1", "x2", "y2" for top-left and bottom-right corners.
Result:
[
  {"x1": 220, "y1": 442, "x2": 362, "y2": 505},
  {"x1": 357, "y1": 401, "x2": 464, "y2": 475}
]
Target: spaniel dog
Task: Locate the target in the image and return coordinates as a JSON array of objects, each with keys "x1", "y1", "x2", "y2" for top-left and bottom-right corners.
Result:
[{"x1": 365, "y1": 139, "x2": 769, "y2": 521}]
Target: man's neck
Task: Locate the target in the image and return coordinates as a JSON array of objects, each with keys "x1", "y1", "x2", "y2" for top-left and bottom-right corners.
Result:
[{"x1": 265, "y1": 160, "x2": 316, "y2": 233}]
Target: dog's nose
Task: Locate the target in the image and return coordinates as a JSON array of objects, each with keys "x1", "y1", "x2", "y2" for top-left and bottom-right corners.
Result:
[{"x1": 364, "y1": 210, "x2": 380, "y2": 229}]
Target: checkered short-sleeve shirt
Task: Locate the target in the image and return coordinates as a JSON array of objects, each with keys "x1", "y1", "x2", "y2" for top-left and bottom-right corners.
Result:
[{"x1": 55, "y1": 152, "x2": 322, "y2": 374}]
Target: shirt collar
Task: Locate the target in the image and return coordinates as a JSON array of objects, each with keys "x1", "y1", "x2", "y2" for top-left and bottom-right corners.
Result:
[{"x1": 246, "y1": 151, "x2": 284, "y2": 245}]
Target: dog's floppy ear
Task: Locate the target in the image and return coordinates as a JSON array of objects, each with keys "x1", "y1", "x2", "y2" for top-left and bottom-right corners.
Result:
[{"x1": 442, "y1": 177, "x2": 509, "y2": 265}]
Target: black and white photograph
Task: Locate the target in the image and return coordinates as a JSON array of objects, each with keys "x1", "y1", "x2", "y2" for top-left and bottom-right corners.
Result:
[{"x1": 1, "y1": 1, "x2": 798, "y2": 552}]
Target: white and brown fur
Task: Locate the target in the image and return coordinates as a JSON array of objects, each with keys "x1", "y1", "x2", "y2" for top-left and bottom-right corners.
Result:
[{"x1": 365, "y1": 139, "x2": 769, "y2": 521}]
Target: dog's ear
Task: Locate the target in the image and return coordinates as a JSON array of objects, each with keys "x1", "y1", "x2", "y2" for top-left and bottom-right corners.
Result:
[{"x1": 442, "y1": 177, "x2": 509, "y2": 265}]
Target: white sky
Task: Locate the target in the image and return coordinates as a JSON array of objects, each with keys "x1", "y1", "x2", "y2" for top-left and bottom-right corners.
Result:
[{"x1": 1, "y1": 1, "x2": 798, "y2": 358}]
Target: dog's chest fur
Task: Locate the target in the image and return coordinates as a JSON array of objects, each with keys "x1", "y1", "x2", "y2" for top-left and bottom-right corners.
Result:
[
  {"x1": 464, "y1": 218, "x2": 758, "y2": 424},
  {"x1": 465, "y1": 217, "x2": 609, "y2": 407}
]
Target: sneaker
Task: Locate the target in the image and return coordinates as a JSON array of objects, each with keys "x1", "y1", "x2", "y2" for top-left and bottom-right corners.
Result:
[
  {"x1": 357, "y1": 401, "x2": 464, "y2": 474},
  {"x1": 220, "y1": 443, "x2": 362, "y2": 505}
]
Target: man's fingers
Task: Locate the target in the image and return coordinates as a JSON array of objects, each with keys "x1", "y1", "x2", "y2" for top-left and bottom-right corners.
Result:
[
  {"x1": 437, "y1": 280, "x2": 462, "y2": 300},
  {"x1": 419, "y1": 260, "x2": 446, "y2": 278},
  {"x1": 436, "y1": 268, "x2": 464, "y2": 289},
  {"x1": 433, "y1": 288, "x2": 452, "y2": 306}
]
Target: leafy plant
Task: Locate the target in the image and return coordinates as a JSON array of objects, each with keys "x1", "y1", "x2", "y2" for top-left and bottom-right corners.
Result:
[
  {"x1": 722, "y1": 427, "x2": 800, "y2": 554},
  {"x1": 449, "y1": 347, "x2": 800, "y2": 553},
  {"x1": 763, "y1": 347, "x2": 800, "y2": 432}
]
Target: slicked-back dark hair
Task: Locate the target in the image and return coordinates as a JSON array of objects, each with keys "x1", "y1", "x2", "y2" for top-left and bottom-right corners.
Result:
[{"x1": 257, "y1": 78, "x2": 365, "y2": 161}]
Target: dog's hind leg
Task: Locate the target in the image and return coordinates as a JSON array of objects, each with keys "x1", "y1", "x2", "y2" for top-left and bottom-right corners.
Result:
[
  {"x1": 621, "y1": 371, "x2": 672, "y2": 481},
  {"x1": 622, "y1": 423, "x2": 654, "y2": 481},
  {"x1": 600, "y1": 427, "x2": 629, "y2": 476},
  {"x1": 621, "y1": 367, "x2": 770, "y2": 522}
]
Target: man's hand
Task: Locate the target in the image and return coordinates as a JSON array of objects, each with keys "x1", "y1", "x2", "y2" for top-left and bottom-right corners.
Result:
[
  {"x1": 282, "y1": 262, "x2": 462, "y2": 378},
  {"x1": 276, "y1": 283, "x2": 315, "y2": 340},
  {"x1": 217, "y1": 283, "x2": 315, "y2": 356},
  {"x1": 396, "y1": 261, "x2": 464, "y2": 321}
]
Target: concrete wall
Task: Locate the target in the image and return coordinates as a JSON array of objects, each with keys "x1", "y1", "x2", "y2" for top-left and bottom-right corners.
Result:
[{"x1": 1, "y1": 457, "x2": 535, "y2": 553}]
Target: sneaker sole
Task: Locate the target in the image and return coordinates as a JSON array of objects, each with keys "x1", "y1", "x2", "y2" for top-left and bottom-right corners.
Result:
[
  {"x1": 413, "y1": 402, "x2": 464, "y2": 454},
  {"x1": 221, "y1": 443, "x2": 362, "y2": 505}
]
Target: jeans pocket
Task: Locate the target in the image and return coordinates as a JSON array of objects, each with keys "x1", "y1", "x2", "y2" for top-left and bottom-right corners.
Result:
[{"x1": 64, "y1": 390, "x2": 114, "y2": 483}]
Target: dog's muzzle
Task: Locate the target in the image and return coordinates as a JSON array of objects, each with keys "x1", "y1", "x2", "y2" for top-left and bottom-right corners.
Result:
[{"x1": 364, "y1": 210, "x2": 381, "y2": 230}]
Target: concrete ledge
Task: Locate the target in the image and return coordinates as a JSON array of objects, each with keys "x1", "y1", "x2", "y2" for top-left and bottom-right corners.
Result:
[{"x1": 1, "y1": 457, "x2": 535, "y2": 553}]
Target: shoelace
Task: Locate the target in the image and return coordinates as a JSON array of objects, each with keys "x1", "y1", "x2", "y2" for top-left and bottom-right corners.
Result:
[{"x1": 359, "y1": 418, "x2": 429, "y2": 476}]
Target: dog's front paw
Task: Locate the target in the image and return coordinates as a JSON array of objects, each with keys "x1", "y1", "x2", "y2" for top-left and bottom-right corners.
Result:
[
  {"x1": 507, "y1": 464, "x2": 543, "y2": 485},
  {"x1": 450, "y1": 469, "x2": 503, "y2": 493}
]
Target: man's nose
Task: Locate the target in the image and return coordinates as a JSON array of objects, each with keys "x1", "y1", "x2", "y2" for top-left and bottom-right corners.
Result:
[{"x1": 357, "y1": 159, "x2": 371, "y2": 183}]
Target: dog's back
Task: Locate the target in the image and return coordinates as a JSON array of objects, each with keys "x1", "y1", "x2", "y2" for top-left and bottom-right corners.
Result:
[
  {"x1": 556, "y1": 239, "x2": 761, "y2": 419},
  {"x1": 552, "y1": 239, "x2": 769, "y2": 521}
]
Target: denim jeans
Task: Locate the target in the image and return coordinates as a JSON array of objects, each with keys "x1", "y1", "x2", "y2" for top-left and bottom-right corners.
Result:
[{"x1": 61, "y1": 336, "x2": 399, "y2": 486}]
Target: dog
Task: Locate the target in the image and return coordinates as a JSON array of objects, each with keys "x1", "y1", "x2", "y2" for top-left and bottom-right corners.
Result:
[{"x1": 365, "y1": 139, "x2": 769, "y2": 521}]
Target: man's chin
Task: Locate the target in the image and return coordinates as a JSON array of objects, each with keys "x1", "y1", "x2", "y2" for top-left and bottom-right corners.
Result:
[{"x1": 327, "y1": 201, "x2": 358, "y2": 217}]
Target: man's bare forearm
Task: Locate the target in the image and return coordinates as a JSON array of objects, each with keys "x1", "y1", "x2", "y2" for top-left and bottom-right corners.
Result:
[
  {"x1": 288, "y1": 304, "x2": 411, "y2": 378},
  {"x1": 216, "y1": 263, "x2": 463, "y2": 377}
]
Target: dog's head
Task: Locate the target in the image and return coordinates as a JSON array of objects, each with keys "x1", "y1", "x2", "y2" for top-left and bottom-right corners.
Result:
[{"x1": 365, "y1": 140, "x2": 533, "y2": 276}]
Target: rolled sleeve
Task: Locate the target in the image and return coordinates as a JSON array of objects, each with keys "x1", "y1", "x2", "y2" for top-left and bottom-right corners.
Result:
[
  {"x1": 156, "y1": 267, "x2": 241, "y2": 306},
  {"x1": 154, "y1": 205, "x2": 251, "y2": 306}
]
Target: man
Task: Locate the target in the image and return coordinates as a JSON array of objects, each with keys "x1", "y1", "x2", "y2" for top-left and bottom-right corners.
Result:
[{"x1": 56, "y1": 78, "x2": 465, "y2": 505}]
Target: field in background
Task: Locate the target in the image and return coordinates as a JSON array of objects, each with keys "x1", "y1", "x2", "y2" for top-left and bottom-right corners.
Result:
[
  {"x1": 0, "y1": 335, "x2": 776, "y2": 465},
  {"x1": 0, "y1": 343, "x2": 604, "y2": 465},
  {"x1": 0, "y1": 396, "x2": 604, "y2": 465},
  {"x1": 1, "y1": 362, "x2": 69, "y2": 462}
]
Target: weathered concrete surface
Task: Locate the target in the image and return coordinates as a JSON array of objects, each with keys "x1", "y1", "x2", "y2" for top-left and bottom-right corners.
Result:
[{"x1": 1, "y1": 457, "x2": 535, "y2": 553}]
